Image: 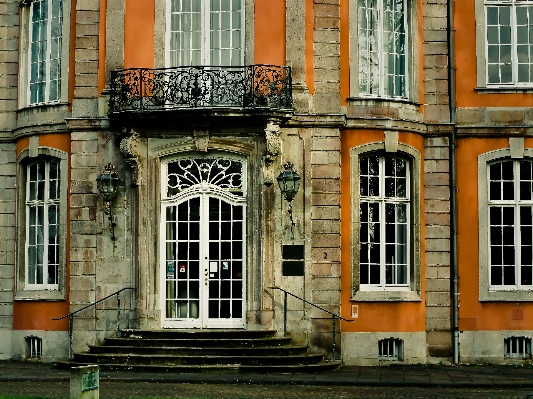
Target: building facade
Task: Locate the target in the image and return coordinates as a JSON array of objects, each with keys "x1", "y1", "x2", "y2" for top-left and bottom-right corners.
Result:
[{"x1": 0, "y1": 0, "x2": 529, "y2": 366}]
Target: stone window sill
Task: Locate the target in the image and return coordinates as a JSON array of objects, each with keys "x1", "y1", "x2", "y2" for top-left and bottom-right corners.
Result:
[
  {"x1": 352, "y1": 290, "x2": 422, "y2": 302},
  {"x1": 15, "y1": 289, "x2": 65, "y2": 301}
]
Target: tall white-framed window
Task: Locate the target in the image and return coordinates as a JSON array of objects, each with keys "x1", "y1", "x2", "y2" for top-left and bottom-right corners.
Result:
[
  {"x1": 358, "y1": 0, "x2": 408, "y2": 99},
  {"x1": 25, "y1": 158, "x2": 60, "y2": 289},
  {"x1": 359, "y1": 154, "x2": 410, "y2": 290},
  {"x1": 28, "y1": 0, "x2": 62, "y2": 105},
  {"x1": 485, "y1": 0, "x2": 533, "y2": 86},
  {"x1": 168, "y1": 0, "x2": 244, "y2": 67},
  {"x1": 488, "y1": 159, "x2": 533, "y2": 289}
]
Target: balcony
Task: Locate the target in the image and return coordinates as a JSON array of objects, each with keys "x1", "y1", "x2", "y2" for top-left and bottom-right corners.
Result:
[{"x1": 109, "y1": 65, "x2": 293, "y2": 126}]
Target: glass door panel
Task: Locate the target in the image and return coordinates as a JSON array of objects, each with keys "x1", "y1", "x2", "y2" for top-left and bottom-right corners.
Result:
[
  {"x1": 205, "y1": 197, "x2": 244, "y2": 327},
  {"x1": 163, "y1": 194, "x2": 245, "y2": 328},
  {"x1": 165, "y1": 197, "x2": 201, "y2": 321}
]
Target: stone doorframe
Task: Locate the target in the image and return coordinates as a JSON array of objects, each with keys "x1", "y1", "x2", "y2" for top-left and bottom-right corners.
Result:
[{"x1": 119, "y1": 130, "x2": 276, "y2": 330}]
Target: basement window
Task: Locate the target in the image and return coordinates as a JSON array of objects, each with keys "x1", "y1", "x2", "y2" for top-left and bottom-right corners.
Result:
[
  {"x1": 378, "y1": 338, "x2": 403, "y2": 361},
  {"x1": 25, "y1": 336, "x2": 42, "y2": 359},
  {"x1": 504, "y1": 336, "x2": 531, "y2": 359}
]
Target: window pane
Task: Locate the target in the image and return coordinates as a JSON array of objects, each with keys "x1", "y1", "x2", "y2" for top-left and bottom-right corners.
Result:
[{"x1": 360, "y1": 154, "x2": 410, "y2": 288}]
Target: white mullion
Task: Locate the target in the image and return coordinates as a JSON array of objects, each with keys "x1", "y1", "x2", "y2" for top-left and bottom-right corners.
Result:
[
  {"x1": 378, "y1": 0, "x2": 384, "y2": 97},
  {"x1": 43, "y1": 162, "x2": 50, "y2": 288},
  {"x1": 25, "y1": 176, "x2": 32, "y2": 287},
  {"x1": 513, "y1": 161, "x2": 522, "y2": 288},
  {"x1": 45, "y1": 0, "x2": 51, "y2": 103},
  {"x1": 240, "y1": 0, "x2": 245, "y2": 65},
  {"x1": 200, "y1": 194, "x2": 208, "y2": 325},
  {"x1": 511, "y1": 3, "x2": 518, "y2": 85},
  {"x1": 378, "y1": 156, "x2": 386, "y2": 287},
  {"x1": 403, "y1": 0, "x2": 409, "y2": 99},
  {"x1": 28, "y1": 1, "x2": 35, "y2": 105},
  {"x1": 203, "y1": 1, "x2": 210, "y2": 65}
]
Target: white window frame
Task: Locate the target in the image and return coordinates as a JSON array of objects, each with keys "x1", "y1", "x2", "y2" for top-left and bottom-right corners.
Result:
[
  {"x1": 478, "y1": 0, "x2": 533, "y2": 89},
  {"x1": 25, "y1": 158, "x2": 60, "y2": 290},
  {"x1": 359, "y1": 154, "x2": 410, "y2": 290},
  {"x1": 479, "y1": 146, "x2": 533, "y2": 301},
  {"x1": 487, "y1": 159, "x2": 533, "y2": 290},
  {"x1": 166, "y1": 0, "x2": 245, "y2": 67},
  {"x1": 351, "y1": 141, "x2": 421, "y2": 302},
  {"x1": 356, "y1": 0, "x2": 409, "y2": 99},
  {"x1": 159, "y1": 154, "x2": 248, "y2": 329},
  {"x1": 16, "y1": 147, "x2": 68, "y2": 301},
  {"x1": 28, "y1": 0, "x2": 63, "y2": 105}
]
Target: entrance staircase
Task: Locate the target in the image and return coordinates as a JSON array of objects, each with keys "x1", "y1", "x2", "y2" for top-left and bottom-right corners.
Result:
[{"x1": 59, "y1": 329, "x2": 341, "y2": 373}]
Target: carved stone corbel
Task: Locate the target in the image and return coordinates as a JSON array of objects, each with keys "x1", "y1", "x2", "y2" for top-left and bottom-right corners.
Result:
[
  {"x1": 120, "y1": 134, "x2": 142, "y2": 186},
  {"x1": 264, "y1": 120, "x2": 282, "y2": 185},
  {"x1": 194, "y1": 129, "x2": 210, "y2": 152},
  {"x1": 265, "y1": 121, "x2": 282, "y2": 165}
]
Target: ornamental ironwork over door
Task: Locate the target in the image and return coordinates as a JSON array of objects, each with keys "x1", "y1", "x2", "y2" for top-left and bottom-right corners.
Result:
[{"x1": 160, "y1": 156, "x2": 246, "y2": 329}]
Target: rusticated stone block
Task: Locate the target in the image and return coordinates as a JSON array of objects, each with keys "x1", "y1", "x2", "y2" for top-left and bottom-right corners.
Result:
[
  {"x1": 488, "y1": 109, "x2": 525, "y2": 125},
  {"x1": 312, "y1": 233, "x2": 340, "y2": 248},
  {"x1": 311, "y1": 165, "x2": 340, "y2": 179},
  {"x1": 312, "y1": 178, "x2": 340, "y2": 193},
  {"x1": 425, "y1": 238, "x2": 450, "y2": 252}
]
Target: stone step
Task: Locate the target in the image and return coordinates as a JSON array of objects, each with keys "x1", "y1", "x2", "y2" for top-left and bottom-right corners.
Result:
[
  {"x1": 120, "y1": 329, "x2": 278, "y2": 340},
  {"x1": 59, "y1": 329, "x2": 337, "y2": 373},
  {"x1": 58, "y1": 360, "x2": 342, "y2": 373},
  {"x1": 72, "y1": 352, "x2": 326, "y2": 366},
  {"x1": 104, "y1": 337, "x2": 293, "y2": 348},
  {"x1": 88, "y1": 345, "x2": 309, "y2": 356}
]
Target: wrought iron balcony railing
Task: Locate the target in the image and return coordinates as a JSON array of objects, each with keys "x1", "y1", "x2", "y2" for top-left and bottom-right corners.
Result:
[{"x1": 109, "y1": 65, "x2": 292, "y2": 113}]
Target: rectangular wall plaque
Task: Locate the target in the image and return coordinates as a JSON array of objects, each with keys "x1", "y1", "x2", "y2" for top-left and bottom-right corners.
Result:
[{"x1": 82, "y1": 371, "x2": 99, "y2": 392}]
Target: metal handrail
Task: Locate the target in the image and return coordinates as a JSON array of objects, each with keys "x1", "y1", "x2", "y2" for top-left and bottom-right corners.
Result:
[
  {"x1": 53, "y1": 287, "x2": 134, "y2": 358},
  {"x1": 269, "y1": 286, "x2": 354, "y2": 361}
]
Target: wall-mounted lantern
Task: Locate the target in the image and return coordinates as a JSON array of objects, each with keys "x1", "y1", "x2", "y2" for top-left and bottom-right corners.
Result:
[
  {"x1": 277, "y1": 162, "x2": 301, "y2": 239},
  {"x1": 96, "y1": 163, "x2": 120, "y2": 241}
]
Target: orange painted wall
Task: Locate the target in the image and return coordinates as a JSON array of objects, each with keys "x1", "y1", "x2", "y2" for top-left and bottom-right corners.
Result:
[
  {"x1": 124, "y1": 0, "x2": 155, "y2": 69},
  {"x1": 13, "y1": 134, "x2": 71, "y2": 331},
  {"x1": 254, "y1": 0, "x2": 286, "y2": 65},
  {"x1": 455, "y1": 1, "x2": 533, "y2": 107},
  {"x1": 340, "y1": 129, "x2": 426, "y2": 332},
  {"x1": 456, "y1": 138, "x2": 533, "y2": 331}
]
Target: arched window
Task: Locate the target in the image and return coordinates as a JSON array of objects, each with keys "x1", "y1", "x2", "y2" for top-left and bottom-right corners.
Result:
[
  {"x1": 359, "y1": 154, "x2": 410, "y2": 289},
  {"x1": 488, "y1": 159, "x2": 533, "y2": 289},
  {"x1": 350, "y1": 141, "x2": 421, "y2": 302}
]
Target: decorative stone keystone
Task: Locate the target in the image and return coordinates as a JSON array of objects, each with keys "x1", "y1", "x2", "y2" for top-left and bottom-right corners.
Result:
[{"x1": 70, "y1": 365, "x2": 99, "y2": 399}]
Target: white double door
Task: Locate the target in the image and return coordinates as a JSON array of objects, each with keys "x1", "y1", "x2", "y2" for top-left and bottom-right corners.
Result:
[{"x1": 161, "y1": 191, "x2": 246, "y2": 328}]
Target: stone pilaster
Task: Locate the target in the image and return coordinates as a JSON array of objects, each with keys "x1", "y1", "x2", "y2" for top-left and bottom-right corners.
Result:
[
  {"x1": 312, "y1": 0, "x2": 341, "y2": 114},
  {"x1": 424, "y1": 136, "x2": 452, "y2": 361}
]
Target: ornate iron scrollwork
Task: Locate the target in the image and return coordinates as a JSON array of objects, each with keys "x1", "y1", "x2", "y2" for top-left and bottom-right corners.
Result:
[
  {"x1": 166, "y1": 158, "x2": 243, "y2": 198},
  {"x1": 109, "y1": 65, "x2": 292, "y2": 113}
]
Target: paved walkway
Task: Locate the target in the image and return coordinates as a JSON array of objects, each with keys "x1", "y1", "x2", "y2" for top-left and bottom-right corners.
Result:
[{"x1": 1, "y1": 360, "x2": 533, "y2": 388}]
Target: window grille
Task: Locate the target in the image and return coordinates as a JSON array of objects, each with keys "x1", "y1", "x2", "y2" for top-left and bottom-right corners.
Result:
[
  {"x1": 488, "y1": 159, "x2": 533, "y2": 289},
  {"x1": 504, "y1": 336, "x2": 531, "y2": 359},
  {"x1": 359, "y1": 154, "x2": 410, "y2": 289},
  {"x1": 25, "y1": 158, "x2": 61, "y2": 289},
  {"x1": 378, "y1": 338, "x2": 403, "y2": 360},
  {"x1": 29, "y1": 0, "x2": 63, "y2": 104},
  {"x1": 25, "y1": 336, "x2": 42, "y2": 359},
  {"x1": 485, "y1": 0, "x2": 533, "y2": 86},
  {"x1": 358, "y1": 0, "x2": 408, "y2": 98}
]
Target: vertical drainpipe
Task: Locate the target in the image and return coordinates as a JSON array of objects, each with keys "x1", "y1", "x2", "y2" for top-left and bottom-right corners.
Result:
[{"x1": 447, "y1": 0, "x2": 459, "y2": 364}]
